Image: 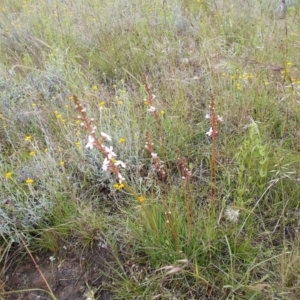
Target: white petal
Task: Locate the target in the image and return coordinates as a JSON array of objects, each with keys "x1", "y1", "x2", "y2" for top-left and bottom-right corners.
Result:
[
  {"x1": 86, "y1": 135, "x2": 95, "y2": 149},
  {"x1": 101, "y1": 132, "x2": 112, "y2": 141},
  {"x1": 102, "y1": 158, "x2": 110, "y2": 171},
  {"x1": 118, "y1": 173, "x2": 125, "y2": 183},
  {"x1": 206, "y1": 128, "x2": 213, "y2": 136},
  {"x1": 151, "y1": 153, "x2": 158, "y2": 159},
  {"x1": 148, "y1": 106, "x2": 156, "y2": 112},
  {"x1": 115, "y1": 160, "x2": 126, "y2": 168}
]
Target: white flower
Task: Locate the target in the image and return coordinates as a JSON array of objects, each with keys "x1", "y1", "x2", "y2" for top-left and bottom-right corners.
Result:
[
  {"x1": 205, "y1": 113, "x2": 210, "y2": 119},
  {"x1": 206, "y1": 128, "x2": 213, "y2": 136},
  {"x1": 118, "y1": 173, "x2": 125, "y2": 183},
  {"x1": 148, "y1": 106, "x2": 156, "y2": 112},
  {"x1": 103, "y1": 145, "x2": 116, "y2": 159},
  {"x1": 86, "y1": 135, "x2": 95, "y2": 149},
  {"x1": 217, "y1": 115, "x2": 223, "y2": 122},
  {"x1": 115, "y1": 160, "x2": 126, "y2": 168},
  {"x1": 225, "y1": 207, "x2": 240, "y2": 223},
  {"x1": 151, "y1": 152, "x2": 158, "y2": 159},
  {"x1": 101, "y1": 132, "x2": 112, "y2": 141},
  {"x1": 102, "y1": 158, "x2": 110, "y2": 171}
]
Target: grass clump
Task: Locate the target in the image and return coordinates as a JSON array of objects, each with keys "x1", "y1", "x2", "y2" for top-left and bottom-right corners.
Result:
[{"x1": 1, "y1": 0, "x2": 300, "y2": 299}]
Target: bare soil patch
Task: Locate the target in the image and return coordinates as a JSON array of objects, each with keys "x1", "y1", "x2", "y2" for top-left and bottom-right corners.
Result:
[{"x1": 2, "y1": 242, "x2": 115, "y2": 300}]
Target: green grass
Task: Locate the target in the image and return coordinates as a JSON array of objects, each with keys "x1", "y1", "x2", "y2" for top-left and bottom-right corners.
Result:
[{"x1": 1, "y1": 0, "x2": 300, "y2": 299}]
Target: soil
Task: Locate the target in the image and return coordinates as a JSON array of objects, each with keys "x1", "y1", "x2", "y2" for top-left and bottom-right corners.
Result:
[{"x1": 2, "y1": 241, "x2": 116, "y2": 300}]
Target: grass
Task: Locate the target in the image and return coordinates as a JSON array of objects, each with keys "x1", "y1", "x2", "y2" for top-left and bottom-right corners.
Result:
[{"x1": 1, "y1": 0, "x2": 300, "y2": 299}]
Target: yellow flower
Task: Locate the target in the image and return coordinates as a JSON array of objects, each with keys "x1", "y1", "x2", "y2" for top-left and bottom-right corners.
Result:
[
  {"x1": 93, "y1": 85, "x2": 98, "y2": 91},
  {"x1": 113, "y1": 183, "x2": 125, "y2": 190},
  {"x1": 236, "y1": 83, "x2": 242, "y2": 90},
  {"x1": 118, "y1": 100, "x2": 123, "y2": 105},
  {"x1": 29, "y1": 151, "x2": 36, "y2": 156},
  {"x1": 54, "y1": 111, "x2": 61, "y2": 119},
  {"x1": 25, "y1": 178, "x2": 34, "y2": 184},
  {"x1": 99, "y1": 101, "x2": 105, "y2": 107},
  {"x1": 32, "y1": 103, "x2": 37, "y2": 107},
  {"x1": 59, "y1": 161, "x2": 65, "y2": 166},
  {"x1": 69, "y1": 96, "x2": 74, "y2": 101},
  {"x1": 75, "y1": 141, "x2": 81, "y2": 148},
  {"x1": 264, "y1": 81, "x2": 269, "y2": 85},
  {"x1": 44, "y1": 148, "x2": 48, "y2": 153},
  {"x1": 137, "y1": 196, "x2": 146, "y2": 203},
  {"x1": 160, "y1": 110, "x2": 165, "y2": 116},
  {"x1": 286, "y1": 62, "x2": 292, "y2": 66},
  {"x1": 25, "y1": 136, "x2": 31, "y2": 141},
  {"x1": 119, "y1": 138, "x2": 126, "y2": 143},
  {"x1": 5, "y1": 172, "x2": 12, "y2": 179}
]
